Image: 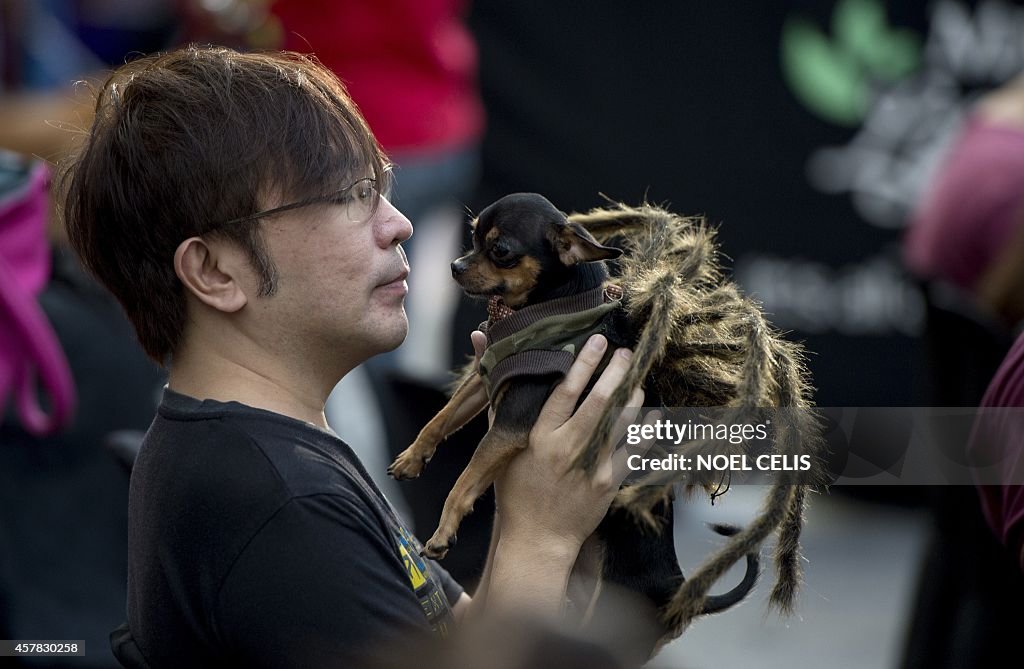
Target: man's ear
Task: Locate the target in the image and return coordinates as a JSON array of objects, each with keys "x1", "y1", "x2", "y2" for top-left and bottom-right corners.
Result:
[
  {"x1": 173, "y1": 237, "x2": 249, "y2": 313},
  {"x1": 549, "y1": 221, "x2": 623, "y2": 265}
]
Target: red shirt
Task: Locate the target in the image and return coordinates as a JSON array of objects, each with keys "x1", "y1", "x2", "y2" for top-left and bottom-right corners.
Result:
[{"x1": 271, "y1": 0, "x2": 484, "y2": 153}]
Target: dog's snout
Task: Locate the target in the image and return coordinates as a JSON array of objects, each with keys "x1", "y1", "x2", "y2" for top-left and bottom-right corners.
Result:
[{"x1": 451, "y1": 259, "x2": 468, "y2": 277}]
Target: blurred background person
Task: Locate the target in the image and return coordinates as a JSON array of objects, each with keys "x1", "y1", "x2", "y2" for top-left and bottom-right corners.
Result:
[
  {"x1": 904, "y1": 73, "x2": 1024, "y2": 407},
  {"x1": 0, "y1": 148, "x2": 165, "y2": 669},
  {"x1": 0, "y1": 0, "x2": 178, "y2": 162},
  {"x1": 969, "y1": 330, "x2": 1024, "y2": 574},
  {"x1": 899, "y1": 67, "x2": 1024, "y2": 669},
  {"x1": 1, "y1": 3, "x2": 174, "y2": 666},
  {"x1": 905, "y1": 73, "x2": 1024, "y2": 333}
]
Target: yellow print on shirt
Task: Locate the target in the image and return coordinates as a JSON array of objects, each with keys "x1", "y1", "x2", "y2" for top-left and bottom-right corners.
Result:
[
  {"x1": 394, "y1": 526, "x2": 429, "y2": 589},
  {"x1": 398, "y1": 541, "x2": 427, "y2": 589}
]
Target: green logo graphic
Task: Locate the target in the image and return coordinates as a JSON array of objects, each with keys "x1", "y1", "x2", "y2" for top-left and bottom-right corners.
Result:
[{"x1": 781, "y1": 0, "x2": 921, "y2": 125}]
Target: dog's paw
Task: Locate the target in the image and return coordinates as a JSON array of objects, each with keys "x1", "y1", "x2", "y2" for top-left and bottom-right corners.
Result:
[
  {"x1": 422, "y1": 532, "x2": 457, "y2": 560},
  {"x1": 387, "y1": 449, "x2": 428, "y2": 480}
]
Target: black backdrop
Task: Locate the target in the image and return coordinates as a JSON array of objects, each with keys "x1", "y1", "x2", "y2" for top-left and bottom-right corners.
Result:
[{"x1": 464, "y1": 0, "x2": 1024, "y2": 406}]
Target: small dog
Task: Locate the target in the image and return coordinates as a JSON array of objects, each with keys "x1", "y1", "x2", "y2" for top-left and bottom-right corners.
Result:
[{"x1": 389, "y1": 193, "x2": 757, "y2": 656}]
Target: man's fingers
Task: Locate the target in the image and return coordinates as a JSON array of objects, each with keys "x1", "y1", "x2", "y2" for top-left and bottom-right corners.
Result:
[
  {"x1": 471, "y1": 330, "x2": 486, "y2": 369},
  {"x1": 535, "y1": 334, "x2": 609, "y2": 431},
  {"x1": 471, "y1": 330, "x2": 486, "y2": 359},
  {"x1": 587, "y1": 390, "x2": 647, "y2": 491},
  {"x1": 600, "y1": 386, "x2": 646, "y2": 462},
  {"x1": 567, "y1": 346, "x2": 633, "y2": 431},
  {"x1": 610, "y1": 409, "x2": 662, "y2": 486},
  {"x1": 612, "y1": 386, "x2": 645, "y2": 435}
]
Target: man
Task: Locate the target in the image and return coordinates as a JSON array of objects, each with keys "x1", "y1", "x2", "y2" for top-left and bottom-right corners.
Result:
[{"x1": 59, "y1": 46, "x2": 639, "y2": 667}]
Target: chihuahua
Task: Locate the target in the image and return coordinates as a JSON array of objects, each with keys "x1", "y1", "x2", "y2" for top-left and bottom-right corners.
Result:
[{"x1": 388, "y1": 193, "x2": 757, "y2": 657}]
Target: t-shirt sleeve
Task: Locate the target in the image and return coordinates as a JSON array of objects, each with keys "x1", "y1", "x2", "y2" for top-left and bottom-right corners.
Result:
[
  {"x1": 214, "y1": 493, "x2": 437, "y2": 668},
  {"x1": 426, "y1": 558, "x2": 464, "y2": 605}
]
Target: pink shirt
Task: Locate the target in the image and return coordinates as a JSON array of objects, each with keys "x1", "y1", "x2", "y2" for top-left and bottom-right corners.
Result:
[
  {"x1": 905, "y1": 116, "x2": 1024, "y2": 290},
  {"x1": 972, "y1": 332, "x2": 1024, "y2": 571}
]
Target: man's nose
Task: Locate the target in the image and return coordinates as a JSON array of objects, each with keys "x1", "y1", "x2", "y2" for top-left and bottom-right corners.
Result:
[
  {"x1": 451, "y1": 259, "x2": 468, "y2": 277},
  {"x1": 377, "y1": 197, "x2": 413, "y2": 247}
]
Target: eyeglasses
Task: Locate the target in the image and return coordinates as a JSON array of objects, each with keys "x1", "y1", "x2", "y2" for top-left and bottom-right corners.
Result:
[{"x1": 215, "y1": 177, "x2": 384, "y2": 228}]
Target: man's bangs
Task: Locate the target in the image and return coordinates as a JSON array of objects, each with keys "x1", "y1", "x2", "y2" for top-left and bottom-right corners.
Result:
[{"x1": 282, "y1": 111, "x2": 391, "y2": 210}]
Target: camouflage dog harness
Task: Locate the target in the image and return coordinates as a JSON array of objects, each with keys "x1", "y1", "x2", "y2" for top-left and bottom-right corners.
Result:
[{"x1": 478, "y1": 284, "x2": 623, "y2": 399}]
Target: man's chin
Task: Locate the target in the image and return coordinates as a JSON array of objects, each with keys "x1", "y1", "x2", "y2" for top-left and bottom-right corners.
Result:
[{"x1": 375, "y1": 313, "x2": 409, "y2": 354}]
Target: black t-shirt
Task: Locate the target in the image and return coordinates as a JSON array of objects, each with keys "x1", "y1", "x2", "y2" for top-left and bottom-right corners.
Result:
[{"x1": 112, "y1": 389, "x2": 461, "y2": 668}]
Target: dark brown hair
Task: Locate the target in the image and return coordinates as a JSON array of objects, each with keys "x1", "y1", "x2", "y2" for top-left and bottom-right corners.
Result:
[{"x1": 59, "y1": 45, "x2": 390, "y2": 364}]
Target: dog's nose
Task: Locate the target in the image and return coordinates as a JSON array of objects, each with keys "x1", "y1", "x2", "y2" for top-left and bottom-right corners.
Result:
[{"x1": 451, "y1": 260, "x2": 467, "y2": 277}]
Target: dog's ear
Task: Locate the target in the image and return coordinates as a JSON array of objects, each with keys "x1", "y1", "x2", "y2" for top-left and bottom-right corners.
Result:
[{"x1": 549, "y1": 221, "x2": 623, "y2": 265}]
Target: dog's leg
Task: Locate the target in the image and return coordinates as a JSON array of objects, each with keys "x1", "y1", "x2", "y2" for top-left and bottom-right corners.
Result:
[
  {"x1": 422, "y1": 426, "x2": 528, "y2": 559},
  {"x1": 388, "y1": 371, "x2": 489, "y2": 480}
]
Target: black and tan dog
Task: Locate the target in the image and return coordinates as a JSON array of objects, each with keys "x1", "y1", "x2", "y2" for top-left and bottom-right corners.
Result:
[{"x1": 388, "y1": 193, "x2": 759, "y2": 657}]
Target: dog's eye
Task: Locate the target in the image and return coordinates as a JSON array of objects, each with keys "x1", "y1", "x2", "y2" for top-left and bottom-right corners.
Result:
[{"x1": 491, "y1": 245, "x2": 510, "y2": 260}]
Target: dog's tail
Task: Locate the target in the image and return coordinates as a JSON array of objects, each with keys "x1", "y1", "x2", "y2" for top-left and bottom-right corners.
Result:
[{"x1": 699, "y1": 523, "x2": 760, "y2": 615}]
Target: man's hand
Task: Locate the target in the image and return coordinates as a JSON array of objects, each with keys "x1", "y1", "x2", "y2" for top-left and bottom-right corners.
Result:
[
  {"x1": 480, "y1": 333, "x2": 644, "y2": 615},
  {"x1": 499, "y1": 333, "x2": 641, "y2": 548}
]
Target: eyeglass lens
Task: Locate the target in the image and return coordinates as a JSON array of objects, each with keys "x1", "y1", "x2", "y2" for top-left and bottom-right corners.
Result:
[{"x1": 344, "y1": 178, "x2": 379, "y2": 223}]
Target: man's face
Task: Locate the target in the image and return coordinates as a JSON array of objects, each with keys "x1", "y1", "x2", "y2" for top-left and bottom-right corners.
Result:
[{"x1": 245, "y1": 182, "x2": 413, "y2": 373}]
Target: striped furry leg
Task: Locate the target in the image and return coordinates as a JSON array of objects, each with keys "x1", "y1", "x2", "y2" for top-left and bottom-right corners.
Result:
[
  {"x1": 571, "y1": 272, "x2": 675, "y2": 473},
  {"x1": 770, "y1": 483, "x2": 806, "y2": 613}
]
